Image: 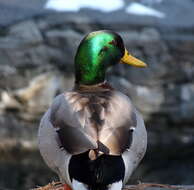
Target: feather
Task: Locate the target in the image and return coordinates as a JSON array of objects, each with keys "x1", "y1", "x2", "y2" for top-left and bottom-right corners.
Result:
[{"x1": 49, "y1": 85, "x2": 136, "y2": 156}]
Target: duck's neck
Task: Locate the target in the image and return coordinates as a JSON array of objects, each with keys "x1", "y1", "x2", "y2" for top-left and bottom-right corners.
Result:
[
  {"x1": 74, "y1": 44, "x2": 107, "y2": 85},
  {"x1": 74, "y1": 81, "x2": 113, "y2": 92},
  {"x1": 75, "y1": 61, "x2": 106, "y2": 85}
]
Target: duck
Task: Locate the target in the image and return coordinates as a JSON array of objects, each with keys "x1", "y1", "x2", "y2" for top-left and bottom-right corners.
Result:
[{"x1": 38, "y1": 30, "x2": 147, "y2": 190}]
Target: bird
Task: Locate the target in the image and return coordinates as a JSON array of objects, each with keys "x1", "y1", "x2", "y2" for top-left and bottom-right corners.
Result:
[{"x1": 38, "y1": 30, "x2": 147, "y2": 190}]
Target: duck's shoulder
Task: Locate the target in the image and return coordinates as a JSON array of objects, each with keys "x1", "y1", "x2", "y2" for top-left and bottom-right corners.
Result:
[
  {"x1": 109, "y1": 90, "x2": 133, "y2": 107},
  {"x1": 50, "y1": 89, "x2": 133, "y2": 115}
]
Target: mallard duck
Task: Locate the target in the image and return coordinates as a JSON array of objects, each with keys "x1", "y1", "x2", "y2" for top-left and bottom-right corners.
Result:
[{"x1": 38, "y1": 30, "x2": 147, "y2": 190}]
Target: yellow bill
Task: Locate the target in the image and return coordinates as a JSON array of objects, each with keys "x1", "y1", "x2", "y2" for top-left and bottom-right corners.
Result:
[{"x1": 120, "y1": 49, "x2": 147, "y2": 67}]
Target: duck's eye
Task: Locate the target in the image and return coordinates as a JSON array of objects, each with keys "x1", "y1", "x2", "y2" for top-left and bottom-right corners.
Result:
[
  {"x1": 99, "y1": 46, "x2": 109, "y2": 56},
  {"x1": 108, "y1": 40, "x2": 117, "y2": 46}
]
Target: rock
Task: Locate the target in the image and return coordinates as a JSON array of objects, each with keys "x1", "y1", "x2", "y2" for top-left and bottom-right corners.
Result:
[
  {"x1": 9, "y1": 20, "x2": 43, "y2": 45},
  {"x1": 0, "y1": 72, "x2": 74, "y2": 121},
  {"x1": 0, "y1": 21, "x2": 42, "y2": 49},
  {"x1": 36, "y1": 13, "x2": 92, "y2": 32},
  {"x1": 118, "y1": 29, "x2": 174, "y2": 86},
  {"x1": 45, "y1": 29, "x2": 82, "y2": 66},
  {"x1": 46, "y1": 29, "x2": 82, "y2": 49},
  {"x1": 46, "y1": 46, "x2": 69, "y2": 67},
  {"x1": 171, "y1": 84, "x2": 194, "y2": 123},
  {"x1": 0, "y1": 21, "x2": 47, "y2": 68},
  {"x1": 8, "y1": 45, "x2": 51, "y2": 67},
  {"x1": 181, "y1": 84, "x2": 194, "y2": 102},
  {"x1": 133, "y1": 85, "x2": 164, "y2": 116}
]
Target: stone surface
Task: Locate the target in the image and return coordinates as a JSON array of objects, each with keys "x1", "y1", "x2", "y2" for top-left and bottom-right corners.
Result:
[{"x1": 45, "y1": 29, "x2": 82, "y2": 66}]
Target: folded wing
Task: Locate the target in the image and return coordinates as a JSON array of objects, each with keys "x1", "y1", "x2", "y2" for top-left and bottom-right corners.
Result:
[{"x1": 50, "y1": 90, "x2": 136, "y2": 156}]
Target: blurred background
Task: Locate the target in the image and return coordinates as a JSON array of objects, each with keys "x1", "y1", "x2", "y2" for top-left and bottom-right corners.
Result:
[{"x1": 0, "y1": 0, "x2": 194, "y2": 189}]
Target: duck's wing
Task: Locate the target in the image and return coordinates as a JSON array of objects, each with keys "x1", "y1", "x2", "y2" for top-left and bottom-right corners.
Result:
[
  {"x1": 50, "y1": 90, "x2": 137, "y2": 156},
  {"x1": 49, "y1": 93, "x2": 98, "y2": 155},
  {"x1": 97, "y1": 91, "x2": 137, "y2": 155}
]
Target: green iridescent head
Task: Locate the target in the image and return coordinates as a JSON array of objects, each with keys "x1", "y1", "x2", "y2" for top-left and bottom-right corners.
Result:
[{"x1": 74, "y1": 30, "x2": 147, "y2": 85}]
